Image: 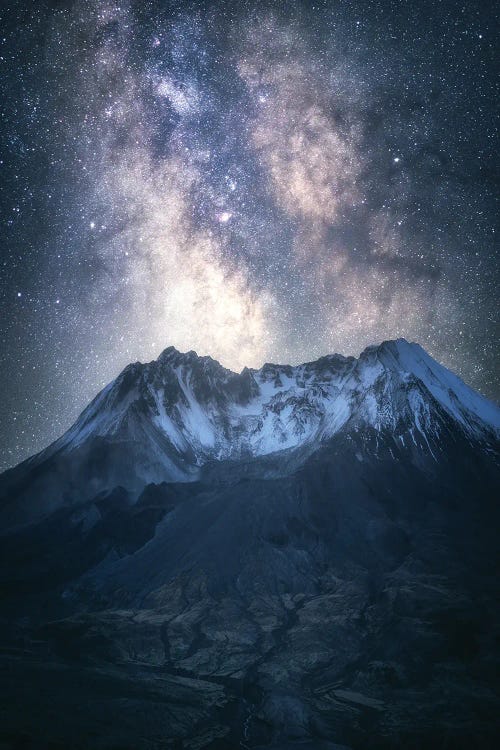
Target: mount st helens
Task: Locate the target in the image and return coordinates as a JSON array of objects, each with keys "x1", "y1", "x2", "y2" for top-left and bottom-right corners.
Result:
[{"x1": 0, "y1": 339, "x2": 499, "y2": 749}]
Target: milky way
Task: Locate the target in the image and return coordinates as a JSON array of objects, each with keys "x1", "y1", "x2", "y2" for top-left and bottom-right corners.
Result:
[{"x1": 0, "y1": 0, "x2": 498, "y2": 468}]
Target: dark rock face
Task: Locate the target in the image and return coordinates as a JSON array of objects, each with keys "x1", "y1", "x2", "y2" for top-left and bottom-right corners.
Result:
[{"x1": 0, "y1": 341, "x2": 499, "y2": 749}]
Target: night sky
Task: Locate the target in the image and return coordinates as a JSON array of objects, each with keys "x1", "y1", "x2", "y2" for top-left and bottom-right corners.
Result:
[{"x1": 0, "y1": 0, "x2": 498, "y2": 470}]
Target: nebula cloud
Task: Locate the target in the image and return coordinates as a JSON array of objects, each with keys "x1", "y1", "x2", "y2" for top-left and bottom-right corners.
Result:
[
  {"x1": 62, "y1": 0, "x2": 281, "y2": 370},
  {"x1": 237, "y1": 16, "x2": 442, "y2": 360}
]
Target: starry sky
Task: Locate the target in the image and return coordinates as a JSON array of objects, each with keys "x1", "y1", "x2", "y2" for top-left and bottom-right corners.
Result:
[{"x1": 0, "y1": 0, "x2": 498, "y2": 469}]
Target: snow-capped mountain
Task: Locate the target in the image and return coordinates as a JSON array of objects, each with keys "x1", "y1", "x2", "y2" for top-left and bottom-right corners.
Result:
[
  {"x1": 57, "y1": 338, "x2": 500, "y2": 461},
  {"x1": 1, "y1": 338, "x2": 498, "y2": 530}
]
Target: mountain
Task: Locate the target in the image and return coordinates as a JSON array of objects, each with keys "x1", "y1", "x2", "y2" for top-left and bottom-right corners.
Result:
[
  {"x1": 1, "y1": 338, "x2": 498, "y2": 530},
  {"x1": 0, "y1": 339, "x2": 499, "y2": 750}
]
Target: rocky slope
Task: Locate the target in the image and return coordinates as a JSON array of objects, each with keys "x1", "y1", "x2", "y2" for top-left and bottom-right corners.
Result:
[{"x1": 0, "y1": 339, "x2": 499, "y2": 749}]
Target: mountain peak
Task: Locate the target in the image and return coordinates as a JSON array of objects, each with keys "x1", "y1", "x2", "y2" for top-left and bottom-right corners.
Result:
[
  {"x1": 156, "y1": 345, "x2": 227, "y2": 372},
  {"x1": 157, "y1": 344, "x2": 180, "y2": 360},
  {"x1": 156, "y1": 345, "x2": 200, "y2": 363},
  {"x1": 360, "y1": 337, "x2": 411, "y2": 357}
]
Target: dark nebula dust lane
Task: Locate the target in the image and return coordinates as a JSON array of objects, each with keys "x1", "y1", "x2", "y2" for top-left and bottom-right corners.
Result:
[{"x1": 0, "y1": 0, "x2": 498, "y2": 469}]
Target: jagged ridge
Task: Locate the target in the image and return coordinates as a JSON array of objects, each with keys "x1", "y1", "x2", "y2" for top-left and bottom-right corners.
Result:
[{"x1": 56, "y1": 337, "x2": 500, "y2": 463}]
